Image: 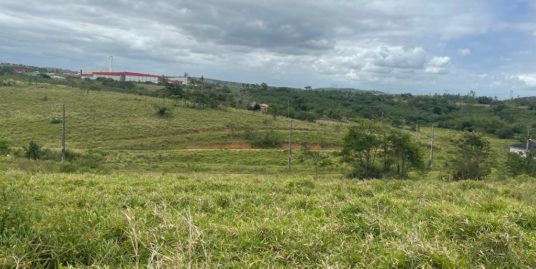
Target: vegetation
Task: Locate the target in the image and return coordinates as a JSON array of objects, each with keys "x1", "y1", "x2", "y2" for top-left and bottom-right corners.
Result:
[
  {"x1": 506, "y1": 151, "x2": 536, "y2": 177},
  {"x1": 1, "y1": 172, "x2": 536, "y2": 268},
  {"x1": 341, "y1": 120, "x2": 423, "y2": 179},
  {"x1": 22, "y1": 140, "x2": 43, "y2": 160},
  {"x1": 245, "y1": 86, "x2": 536, "y2": 139},
  {"x1": 0, "y1": 141, "x2": 9, "y2": 155},
  {"x1": 1, "y1": 72, "x2": 536, "y2": 267},
  {"x1": 450, "y1": 132, "x2": 492, "y2": 180}
]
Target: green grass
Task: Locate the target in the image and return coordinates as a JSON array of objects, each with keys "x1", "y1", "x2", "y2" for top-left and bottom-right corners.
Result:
[
  {"x1": 1, "y1": 171, "x2": 535, "y2": 268},
  {"x1": 2, "y1": 81, "x2": 535, "y2": 268},
  {"x1": 0, "y1": 85, "x2": 340, "y2": 150},
  {"x1": 0, "y1": 84, "x2": 345, "y2": 174}
]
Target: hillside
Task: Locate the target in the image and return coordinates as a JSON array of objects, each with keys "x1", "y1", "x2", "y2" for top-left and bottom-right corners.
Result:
[
  {"x1": 0, "y1": 83, "x2": 345, "y2": 174},
  {"x1": 0, "y1": 81, "x2": 517, "y2": 175},
  {"x1": 1, "y1": 80, "x2": 535, "y2": 268}
]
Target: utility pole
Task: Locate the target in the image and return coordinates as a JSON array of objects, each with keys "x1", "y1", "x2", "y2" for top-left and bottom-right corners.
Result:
[
  {"x1": 288, "y1": 100, "x2": 292, "y2": 172},
  {"x1": 526, "y1": 127, "x2": 531, "y2": 151},
  {"x1": 61, "y1": 103, "x2": 66, "y2": 162},
  {"x1": 428, "y1": 124, "x2": 434, "y2": 168}
]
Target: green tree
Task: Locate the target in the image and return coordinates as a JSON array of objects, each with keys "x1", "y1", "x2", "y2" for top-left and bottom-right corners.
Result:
[
  {"x1": 451, "y1": 132, "x2": 491, "y2": 180},
  {"x1": 341, "y1": 121, "x2": 382, "y2": 179},
  {"x1": 506, "y1": 151, "x2": 536, "y2": 176},
  {"x1": 269, "y1": 105, "x2": 279, "y2": 120},
  {"x1": 165, "y1": 83, "x2": 183, "y2": 98},
  {"x1": 23, "y1": 140, "x2": 43, "y2": 160},
  {"x1": 388, "y1": 131, "x2": 423, "y2": 177},
  {"x1": 298, "y1": 144, "x2": 333, "y2": 178}
]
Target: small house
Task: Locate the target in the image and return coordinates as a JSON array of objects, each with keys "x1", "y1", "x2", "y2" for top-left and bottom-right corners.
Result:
[
  {"x1": 14, "y1": 67, "x2": 27, "y2": 73},
  {"x1": 260, "y1": 103, "x2": 269, "y2": 113},
  {"x1": 509, "y1": 140, "x2": 536, "y2": 157}
]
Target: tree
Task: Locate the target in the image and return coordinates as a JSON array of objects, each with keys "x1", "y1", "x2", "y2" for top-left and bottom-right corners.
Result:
[
  {"x1": 269, "y1": 105, "x2": 279, "y2": 120},
  {"x1": 298, "y1": 144, "x2": 333, "y2": 178},
  {"x1": 506, "y1": 151, "x2": 536, "y2": 176},
  {"x1": 23, "y1": 141, "x2": 43, "y2": 160},
  {"x1": 341, "y1": 122, "x2": 382, "y2": 179},
  {"x1": 451, "y1": 132, "x2": 491, "y2": 180},
  {"x1": 388, "y1": 131, "x2": 423, "y2": 177},
  {"x1": 165, "y1": 83, "x2": 184, "y2": 98}
]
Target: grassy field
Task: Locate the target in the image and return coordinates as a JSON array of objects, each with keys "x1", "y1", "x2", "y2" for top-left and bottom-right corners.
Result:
[
  {"x1": 1, "y1": 82, "x2": 535, "y2": 268},
  {"x1": 0, "y1": 84, "x2": 345, "y2": 174},
  {"x1": 0, "y1": 83, "x2": 515, "y2": 175},
  {"x1": 1, "y1": 171, "x2": 535, "y2": 268}
]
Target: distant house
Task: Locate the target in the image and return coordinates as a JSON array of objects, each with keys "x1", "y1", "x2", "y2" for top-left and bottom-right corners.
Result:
[
  {"x1": 14, "y1": 67, "x2": 27, "y2": 73},
  {"x1": 260, "y1": 103, "x2": 269, "y2": 113},
  {"x1": 166, "y1": 76, "x2": 189, "y2": 85},
  {"x1": 509, "y1": 140, "x2": 536, "y2": 157},
  {"x1": 50, "y1": 75, "x2": 66, "y2": 80}
]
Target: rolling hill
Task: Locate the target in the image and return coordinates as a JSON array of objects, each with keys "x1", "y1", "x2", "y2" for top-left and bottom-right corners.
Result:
[{"x1": 1, "y1": 78, "x2": 535, "y2": 268}]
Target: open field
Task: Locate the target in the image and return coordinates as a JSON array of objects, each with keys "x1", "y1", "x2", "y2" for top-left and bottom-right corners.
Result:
[
  {"x1": 0, "y1": 84, "x2": 516, "y2": 175},
  {"x1": 1, "y1": 171, "x2": 535, "y2": 268},
  {"x1": 0, "y1": 84, "x2": 341, "y2": 149},
  {"x1": 1, "y1": 82, "x2": 534, "y2": 268}
]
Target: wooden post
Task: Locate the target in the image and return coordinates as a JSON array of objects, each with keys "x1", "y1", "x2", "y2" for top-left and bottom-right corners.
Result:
[
  {"x1": 288, "y1": 100, "x2": 292, "y2": 172},
  {"x1": 429, "y1": 124, "x2": 434, "y2": 168},
  {"x1": 61, "y1": 103, "x2": 66, "y2": 162},
  {"x1": 526, "y1": 128, "x2": 530, "y2": 151}
]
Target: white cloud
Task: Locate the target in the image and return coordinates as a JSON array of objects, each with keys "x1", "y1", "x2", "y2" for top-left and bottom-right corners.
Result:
[
  {"x1": 517, "y1": 74, "x2": 536, "y2": 87},
  {"x1": 425, "y1": 56, "x2": 451, "y2": 74},
  {"x1": 312, "y1": 44, "x2": 451, "y2": 82},
  {"x1": 0, "y1": 0, "x2": 533, "y2": 96},
  {"x1": 458, "y1": 48, "x2": 471, "y2": 56}
]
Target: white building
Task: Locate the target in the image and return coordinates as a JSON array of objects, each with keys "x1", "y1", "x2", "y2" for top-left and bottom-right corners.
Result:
[
  {"x1": 509, "y1": 140, "x2": 536, "y2": 157},
  {"x1": 166, "y1": 76, "x2": 189, "y2": 85},
  {"x1": 82, "y1": 71, "x2": 161, "y2": 83}
]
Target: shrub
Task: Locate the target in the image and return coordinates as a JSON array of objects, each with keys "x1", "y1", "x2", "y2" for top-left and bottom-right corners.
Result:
[
  {"x1": 50, "y1": 117, "x2": 62, "y2": 124},
  {"x1": 23, "y1": 141, "x2": 43, "y2": 160},
  {"x1": 56, "y1": 150, "x2": 105, "y2": 172},
  {"x1": 506, "y1": 151, "x2": 536, "y2": 177},
  {"x1": 0, "y1": 140, "x2": 9, "y2": 155},
  {"x1": 154, "y1": 105, "x2": 169, "y2": 117},
  {"x1": 251, "y1": 129, "x2": 282, "y2": 148}
]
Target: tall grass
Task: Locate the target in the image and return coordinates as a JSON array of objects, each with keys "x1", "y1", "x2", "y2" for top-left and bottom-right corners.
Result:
[{"x1": 1, "y1": 172, "x2": 535, "y2": 268}]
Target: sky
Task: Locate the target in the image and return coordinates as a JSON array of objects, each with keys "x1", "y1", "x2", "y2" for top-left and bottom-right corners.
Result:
[{"x1": 1, "y1": 0, "x2": 536, "y2": 98}]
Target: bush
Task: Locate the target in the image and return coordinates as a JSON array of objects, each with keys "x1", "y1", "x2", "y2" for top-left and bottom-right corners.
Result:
[
  {"x1": 251, "y1": 129, "x2": 282, "y2": 148},
  {"x1": 56, "y1": 149, "x2": 105, "y2": 172},
  {"x1": 154, "y1": 105, "x2": 169, "y2": 117},
  {"x1": 0, "y1": 140, "x2": 9, "y2": 155},
  {"x1": 506, "y1": 151, "x2": 536, "y2": 177},
  {"x1": 23, "y1": 141, "x2": 43, "y2": 160},
  {"x1": 496, "y1": 128, "x2": 515, "y2": 139},
  {"x1": 50, "y1": 117, "x2": 62, "y2": 124}
]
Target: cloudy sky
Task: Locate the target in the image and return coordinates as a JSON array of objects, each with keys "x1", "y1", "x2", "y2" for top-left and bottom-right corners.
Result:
[{"x1": 1, "y1": 0, "x2": 536, "y2": 97}]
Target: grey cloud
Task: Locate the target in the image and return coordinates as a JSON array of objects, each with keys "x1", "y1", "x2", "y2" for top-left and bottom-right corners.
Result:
[{"x1": 0, "y1": 0, "x2": 534, "y2": 96}]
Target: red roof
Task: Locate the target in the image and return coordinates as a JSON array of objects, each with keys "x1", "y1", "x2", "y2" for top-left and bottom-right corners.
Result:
[{"x1": 92, "y1": 72, "x2": 160, "y2": 78}]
